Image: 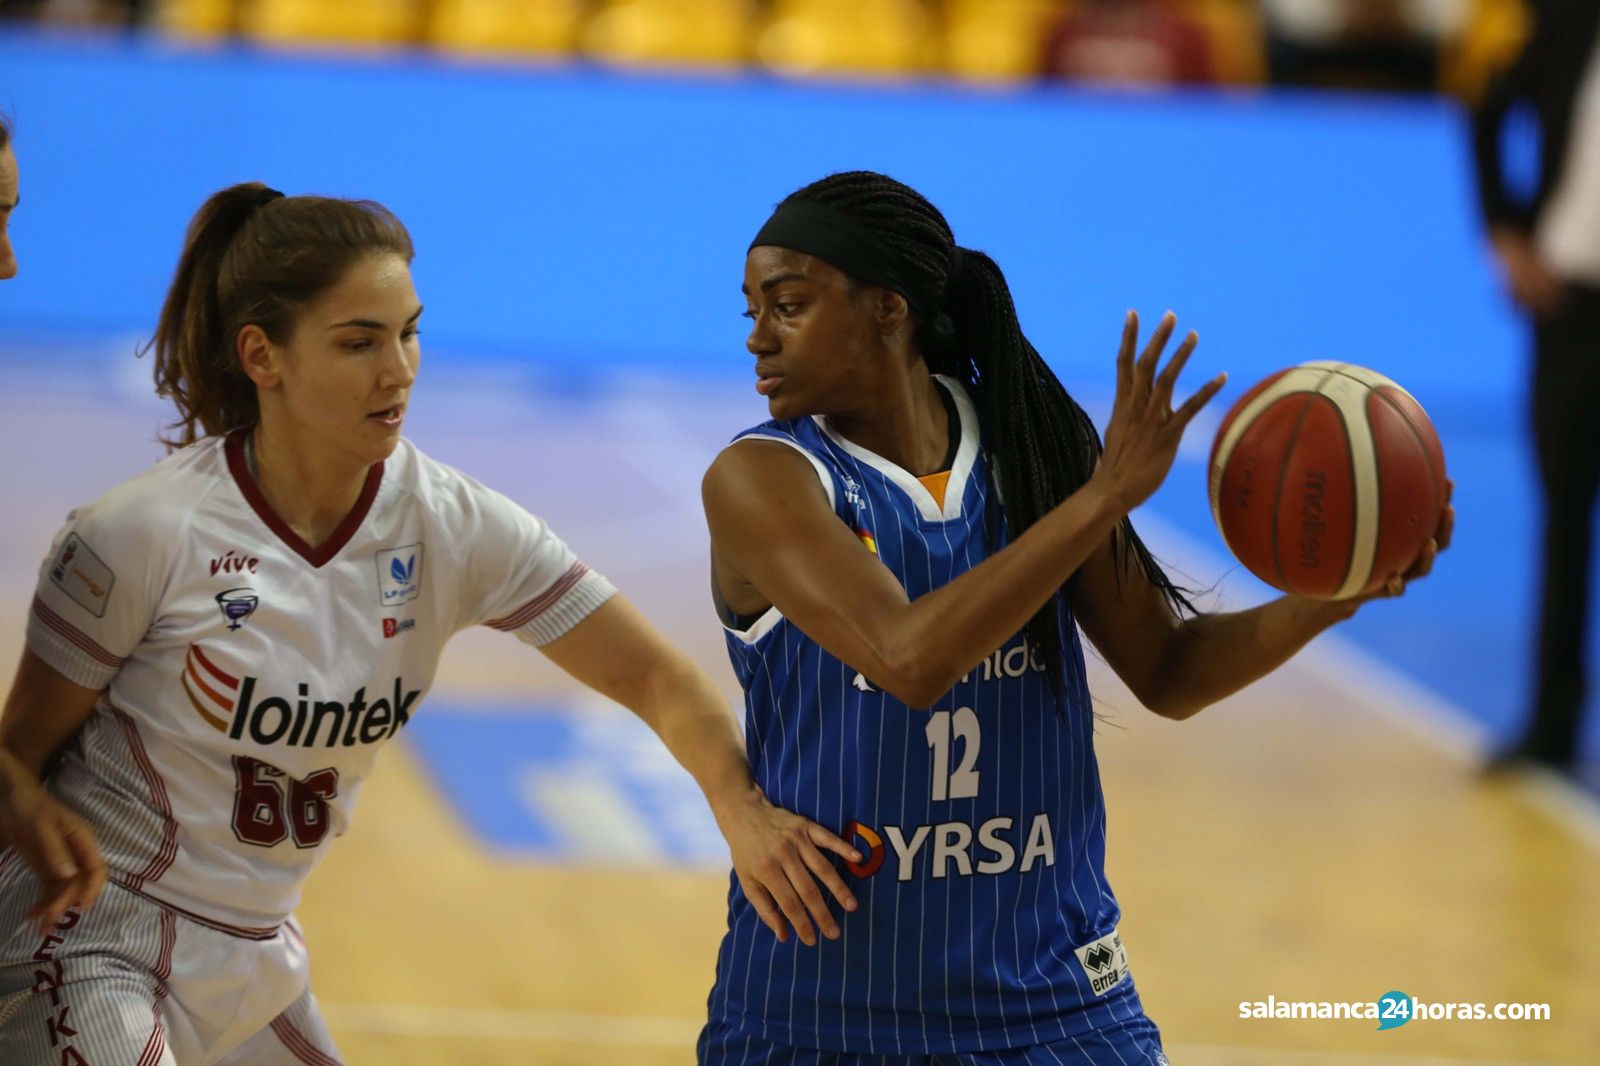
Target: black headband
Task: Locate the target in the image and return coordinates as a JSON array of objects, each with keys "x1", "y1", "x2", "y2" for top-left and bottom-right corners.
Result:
[
  {"x1": 750, "y1": 200, "x2": 943, "y2": 316},
  {"x1": 253, "y1": 186, "x2": 285, "y2": 210}
]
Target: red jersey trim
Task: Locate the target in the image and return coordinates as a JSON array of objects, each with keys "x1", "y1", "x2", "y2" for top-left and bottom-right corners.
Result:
[
  {"x1": 110, "y1": 878, "x2": 283, "y2": 941},
  {"x1": 109, "y1": 706, "x2": 179, "y2": 890},
  {"x1": 30, "y1": 595, "x2": 128, "y2": 669},
  {"x1": 270, "y1": 1015, "x2": 344, "y2": 1066},
  {"x1": 224, "y1": 430, "x2": 384, "y2": 569},
  {"x1": 485, "y1": 561, "x2": 589, "y2": 631},
  {"x1": 136, "y1": 910, "x2": 176, "y2": 1066}
]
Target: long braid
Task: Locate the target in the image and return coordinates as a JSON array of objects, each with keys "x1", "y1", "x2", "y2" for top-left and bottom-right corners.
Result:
[{"x1": 780, "y1": 171, "x2": 1196, "y2": 689}]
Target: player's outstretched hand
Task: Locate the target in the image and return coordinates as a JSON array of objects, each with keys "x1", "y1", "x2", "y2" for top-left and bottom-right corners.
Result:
[
  {"x1": 717, "y1": 788, "x2": 861, "y2": 948},
  {"x1": 1091, "y1": 310, "x2": 1226, "y2": 513},
  {"x1": 0, "y1": 763, "x2": 107, "y2": 934}
]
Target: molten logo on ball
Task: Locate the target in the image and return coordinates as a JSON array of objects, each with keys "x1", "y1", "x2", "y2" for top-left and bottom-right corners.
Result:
[{"x1": 1299, "y1": 470, "x2": 1327, "y2": 569}]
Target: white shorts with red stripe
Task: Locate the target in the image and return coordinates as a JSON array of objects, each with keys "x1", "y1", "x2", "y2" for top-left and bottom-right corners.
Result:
[{"x1": 0, "y1": 856, "x2": 342, "y2": 1065}]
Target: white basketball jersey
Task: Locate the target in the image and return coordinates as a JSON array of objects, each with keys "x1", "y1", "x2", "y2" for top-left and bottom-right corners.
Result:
[{"x1": 26, "y1": 432, "x2": 614, "y2": 935}]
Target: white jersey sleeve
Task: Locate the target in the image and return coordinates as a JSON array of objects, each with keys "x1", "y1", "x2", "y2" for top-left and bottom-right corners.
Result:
[
  {"x1": 442, "y1": 473, "x2": 616, "y2": 646},
  {"x1": 27, "y1": 487, "x2": 183, "y2": 691}
]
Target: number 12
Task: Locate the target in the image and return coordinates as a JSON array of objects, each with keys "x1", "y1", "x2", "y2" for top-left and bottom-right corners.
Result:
[{"x1": 926, "y1": 707, "x2": 980, "y2": 801}]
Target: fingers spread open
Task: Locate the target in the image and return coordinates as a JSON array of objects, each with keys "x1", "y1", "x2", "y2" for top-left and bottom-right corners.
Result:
[
  {"x1": 1154, "y1": 331, "x2": 1199, "y2": 402},
  {"x1": 806, "y1": 822, "x2": 861, "y2": 865},
  {"x1": 1135, "y1": 311, "x2": 1176, "y2": 385},
  {"x1": 1174, "y1": 372, "x2": 1228, "y2": 426},
  {"x1": 1117, "y1": 310, "x2": 1138, "y2": 394},
  {"x1": 763, "y1": 866, "x2": 818, "y2": 947},
  {"x1": 740, "y1": 878, "x2": 790, "y2": 942},
  {"x1": 783, "y1": 855, "x2": 839, "y2": 941}
]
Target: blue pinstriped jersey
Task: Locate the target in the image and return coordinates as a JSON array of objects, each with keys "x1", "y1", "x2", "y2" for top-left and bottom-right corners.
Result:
[{"x1": 707, "y1": 377, "x2": 1149, "y2": 1055}]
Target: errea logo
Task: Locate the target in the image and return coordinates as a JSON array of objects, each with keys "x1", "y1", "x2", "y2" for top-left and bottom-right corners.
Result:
[
  {"x1": 376, "y1": 543, "x2": 423, "y2": 606},
  {"x1": 1074, "y1": 929, "x2": 1131, "y2": 997}
]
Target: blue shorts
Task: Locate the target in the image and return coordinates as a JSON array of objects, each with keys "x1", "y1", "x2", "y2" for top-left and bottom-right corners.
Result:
[{"x1": 697, "y1": 1015, "x2": 1170, "y2": 1066}]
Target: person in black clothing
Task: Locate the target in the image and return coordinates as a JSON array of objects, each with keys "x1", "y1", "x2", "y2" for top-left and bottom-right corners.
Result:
[{"x1": 1474, "y1": 0, "x2": 1600, "y2": 774}]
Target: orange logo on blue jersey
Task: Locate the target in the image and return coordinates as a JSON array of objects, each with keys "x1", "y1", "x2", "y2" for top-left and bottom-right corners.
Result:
[{"x1": 843, "y1": 820, "x2": 885, "y2": 877}]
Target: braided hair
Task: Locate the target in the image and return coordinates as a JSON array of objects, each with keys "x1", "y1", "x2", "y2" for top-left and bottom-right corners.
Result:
[{"x1": 777, "y1": 171, "x2": 1196, "y2": 688}]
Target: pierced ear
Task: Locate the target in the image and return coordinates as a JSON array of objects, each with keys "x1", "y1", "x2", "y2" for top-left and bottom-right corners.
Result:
[{"x1": 236, "y1": 324, "x2": 280, "y2": 389}]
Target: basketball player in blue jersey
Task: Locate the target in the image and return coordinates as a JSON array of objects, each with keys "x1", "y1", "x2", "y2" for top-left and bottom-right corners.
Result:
[{"x1": 698, "y1": 171, "x2": 1454, "y2": 1064}]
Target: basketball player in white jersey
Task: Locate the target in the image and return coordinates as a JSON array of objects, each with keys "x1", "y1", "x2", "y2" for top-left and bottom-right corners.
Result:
[{"x1": 0, "y1": 182, "x2": 861, "y2": 1065}]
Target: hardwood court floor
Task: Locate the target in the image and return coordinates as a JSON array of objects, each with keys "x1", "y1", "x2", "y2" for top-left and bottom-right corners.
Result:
[{"x1": 0, "y1": 363, "x2": 1595, "y2": 1064}]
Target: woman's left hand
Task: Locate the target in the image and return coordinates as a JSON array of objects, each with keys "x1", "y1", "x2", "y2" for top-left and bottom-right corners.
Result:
[
  {"x1": 1364, "y1": 476, "x2": 1456, "y2": 599},
  {"x1": 714, "y1": 786, "x2": 861, "y2": 948},
  {"x1": 1321, "y1": 478, "x2": 1456, "y2": 618}
]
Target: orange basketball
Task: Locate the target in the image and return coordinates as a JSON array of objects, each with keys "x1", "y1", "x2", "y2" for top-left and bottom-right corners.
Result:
[{"x1": 1207, "y1": 361, "x2": 1448, "y2": 600}]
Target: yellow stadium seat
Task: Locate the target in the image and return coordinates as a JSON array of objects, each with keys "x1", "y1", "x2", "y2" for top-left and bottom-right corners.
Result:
[
  {"x1": 946, "y1": 0, "x2": 1262, "y2": 87},
  {"x1": 756, "y1": 0, "x2": 936, "y2": 79},
  {"x1": 158, "y1": 0, "x2": 235, "y2": 38},
  {"x1": 582, "y1": 0, "x2": 753, "y2": 69},
  {"x1": 429, "y1": 0, "x2": 583, "y2": 57},
  {"x1": 1177, "y1": 0, "x2": 1265, "y2": 85},
  {"x1": 241, "y1": 0, "x2": 420, "y2": 49},
  {"x1": 1440, "y1": 0, "x2": 1531, "y2": 103},
  {"x1": 944, "y1": 0, "x2": 1059, "y2": 83}
]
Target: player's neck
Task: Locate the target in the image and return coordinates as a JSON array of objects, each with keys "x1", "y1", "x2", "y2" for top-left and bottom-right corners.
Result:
[
  {"x1": 247, "y1": 426, "x2": 373, "y2": 548},
  {"x1": 827, "y1": 367, "x2": 949, "y2": 476}
]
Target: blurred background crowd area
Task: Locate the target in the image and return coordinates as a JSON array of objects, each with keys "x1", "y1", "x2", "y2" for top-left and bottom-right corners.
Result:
[{"x1": 0, "y1": 0, "x2": 1532, "y2": 103}]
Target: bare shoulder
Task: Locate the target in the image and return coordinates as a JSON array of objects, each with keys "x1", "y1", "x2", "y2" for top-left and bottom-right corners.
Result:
[{"x1": 702, "y1": 435, "x2": 830, "y2": 514}]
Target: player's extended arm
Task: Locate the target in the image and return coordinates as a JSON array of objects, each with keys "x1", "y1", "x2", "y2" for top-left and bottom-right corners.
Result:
[
  {"x1": 704, "y1": 311, "x2": 1225, "y2": 710},
  {"x1": 0, "y1": 648, "x2": 110, "y2": 931},
  {"x1": 1074, "y1": 485, "x2": 1454, "y2": 720},
  {"x1": 538, "y1": 594, "x2": 862, "y2": 947}
]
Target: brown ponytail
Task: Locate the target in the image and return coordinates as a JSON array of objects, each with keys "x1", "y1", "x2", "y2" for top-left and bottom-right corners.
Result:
[{"x1": 143, "y1": 182, "x2": 414, "y2": 449}]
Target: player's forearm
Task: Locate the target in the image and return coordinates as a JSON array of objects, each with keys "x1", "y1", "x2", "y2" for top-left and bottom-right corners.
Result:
[
  {"x1": 1149, "y1": 595, "x2": 1357, "y2": 719},
  {"x1": 881, "y1": 479, "x2": 1125, "y2": 706},
  {"x1": 0, "y1": 650, "x2": 104, "y2": 777},
  {"x1": 636, "y1": 657, "x2": 758, "y2": 819},
  {"x1": 0, "y1": 745, "x2": 38, "y2": 803}
]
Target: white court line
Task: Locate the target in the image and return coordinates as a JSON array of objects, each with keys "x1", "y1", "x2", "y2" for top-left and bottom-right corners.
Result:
[
  {"x1": 320, "y1": 1002, "x2": 699, "y2": 1047},
  {"x1": 318, "y1": 1002, "x2": 1569, "y2": 1065}
]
